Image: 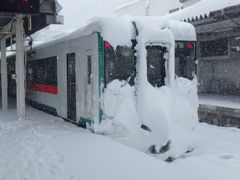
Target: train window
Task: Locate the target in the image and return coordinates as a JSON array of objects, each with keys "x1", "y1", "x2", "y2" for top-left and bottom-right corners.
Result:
[
  {"x1": 87, "y1": 56, "x2": 92, "y2": 84},
  {"x1": 105, "y1": 42, "x2": 135, "y2": 85},
  {"x1": 27, "y1": 56, "x2": 57, "y2": 85},
  {"x1": 34, "y1": 64, "x2": 45, "y2": 84},
  {"x1": 45, "y1": 58, "x2": 57, "y2": 85},
  {"x1": 175, "y1": 41, "x2": 196, "y2": 79},
  {"x1": 105, "y1": 44, "x2": 116, "y2": 84},
  {"x1": 146, "y1": 45, "x2": 166, "y2": 88},
  {"x1": 27, "y1": 63, "x2": 34, "y2": 82},
  {"x1": 200, "y1": 38, "x2": 228, "y2": 57}
]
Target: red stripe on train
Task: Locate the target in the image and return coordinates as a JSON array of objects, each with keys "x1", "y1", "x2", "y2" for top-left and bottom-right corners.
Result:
[{"x1": 28, "y1": 83, "x2": 58, "y2": 95}]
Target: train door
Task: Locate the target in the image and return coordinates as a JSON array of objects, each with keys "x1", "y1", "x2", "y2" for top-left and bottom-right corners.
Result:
[
  {"x1": 85, "y1": 53, "x2": 94, "y2": 120},
  {"x1": 67, "y1": 53, "x2": 76, "y2": 121}
]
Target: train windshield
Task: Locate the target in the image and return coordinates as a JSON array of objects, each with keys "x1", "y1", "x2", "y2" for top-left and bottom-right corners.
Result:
[
  {"x1": 146, "y1": 45, "x2": 167, "y2": 88},
  {"x1": 104, "y1": 42, "x2": 135, "y2": 86},
  {"x1": 175, "y1": 41, "x2": 196, "y2": 79}
]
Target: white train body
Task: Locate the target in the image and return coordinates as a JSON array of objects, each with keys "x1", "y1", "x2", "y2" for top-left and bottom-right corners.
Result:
[{"x1": 27, "y1": 33, "x2": 101, "y2": 125}]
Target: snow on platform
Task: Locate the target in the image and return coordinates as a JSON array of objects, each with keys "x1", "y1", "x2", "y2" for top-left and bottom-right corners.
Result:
[
  {"x1": 199, "y1": 94, "x2": 240, "y2": 110},
  {"x1": 1, "y1": 107, "x2": 240, "y2": 180},
  {"x1": 0, "y1": 107, "x2": 175, "y2": 180}
]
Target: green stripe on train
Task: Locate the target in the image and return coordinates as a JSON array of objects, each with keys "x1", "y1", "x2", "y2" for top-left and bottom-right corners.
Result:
[
  {"x1": 27, "y1": 99, "x2": 58, "y2": 116},
  {"x1": 98, "y1": 32, "x2": 105, "y2": 124},
  {"x1": 78, "y1": 117, "x2": 93, "y2": 127},
  {"x1": 78, "y1": 33, "x2": 105, "y2": 127}
]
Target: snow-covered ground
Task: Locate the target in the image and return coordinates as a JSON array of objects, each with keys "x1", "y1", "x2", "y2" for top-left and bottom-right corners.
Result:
[
  {"x1": 0, "y1": 107, "x2": 174, "y2": 180},
  {"x1": 1, "y1": 107, "x2": 240, "y2": 180}
]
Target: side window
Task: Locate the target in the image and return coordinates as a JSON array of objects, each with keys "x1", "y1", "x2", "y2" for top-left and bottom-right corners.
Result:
[
  {"x1": 26, "y1": 62, "x2": 33, "y2": 82},
  {"x1": 104, "y1": 42, "x2": 135, "y2": 86},
  {"x1": 87, "y1": 56, "x2": 92, "y2": 84},
  {"x1": 34, "y1": 62, "x2": 45, "y2": 84},
  {"x1": 67, "y1": 53, "x2": 76, "y2": 82},
  {"x1": 45, "y1": 57, "x2": 57, "y2": 85},
  {"x1": 27, "y1": 56, "x2": 57, "y2": 85},
  {"x1": 175, "y1": 41, "x2": 196, "y2": 79}
]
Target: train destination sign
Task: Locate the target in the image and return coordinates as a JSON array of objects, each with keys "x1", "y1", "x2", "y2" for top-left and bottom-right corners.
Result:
[{"x1": 0, "y1": 0, "x2": 39, "y2": 14}]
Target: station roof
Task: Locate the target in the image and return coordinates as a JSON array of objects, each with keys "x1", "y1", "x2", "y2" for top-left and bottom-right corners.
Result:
[
  {"x1": 0, "y1": 18, "x2": 12, "y2": 31},
  {"x1": 0, "y1": 0, "x2": 63, "y2": 49},
  {"x1": 165, "y1": 0, "x2": 240, "y2": 21}
]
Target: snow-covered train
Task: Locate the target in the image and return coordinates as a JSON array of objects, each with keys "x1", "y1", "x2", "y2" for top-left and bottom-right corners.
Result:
[
  {"x1": 7, "y1": 18, "x2": 198, "y2": 154},
  {"x1": 22, "y1": 18, "x2": 196, "y2": 128}
]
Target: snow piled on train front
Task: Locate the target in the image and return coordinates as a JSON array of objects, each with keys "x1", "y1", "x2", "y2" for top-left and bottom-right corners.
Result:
[
  {"x1": 93, "y1": 18, "x2": 199, "y2": 160},
  {"x1": 134, "y1": 18, "x2": 176, "y2": 148},
  {"x1": 97, "y1": 78, "x2": 198, "y2": 158},
  {"x1": 136, "y1": 18, "x2": 198, "y2": 158},
  {"x1": 98, "y1": 18, "x2": 134, "y2": 48}
]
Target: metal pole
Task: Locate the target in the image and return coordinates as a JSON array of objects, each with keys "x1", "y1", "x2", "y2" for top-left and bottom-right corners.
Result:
[
  {"x1": 1, "y1": 37, "x2": 8, "y2": 110},
  {"x1": 16, "y1": 16, "x2": 26, "y2": 120},
  {"x1": 145, "y1": 0, "x2": 150, "y2": 16}
]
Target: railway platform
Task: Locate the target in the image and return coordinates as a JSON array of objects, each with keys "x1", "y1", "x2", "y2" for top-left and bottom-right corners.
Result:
[{"x1": 199, "y1": 94, "x2": 240, "y2": 128}]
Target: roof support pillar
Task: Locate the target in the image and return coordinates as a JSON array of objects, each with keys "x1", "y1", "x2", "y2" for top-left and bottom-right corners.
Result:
[
  {"x1": 1, "y1": 37, "x2": 8, "y2": 110},
  {"x1": 16, "y1": 16, "x2": 26, "y2": 120}
]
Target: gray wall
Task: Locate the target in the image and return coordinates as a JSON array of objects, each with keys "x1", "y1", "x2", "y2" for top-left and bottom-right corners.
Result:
[{"x1": 197, "y1": 28, "x2": 240, "y2": 96}]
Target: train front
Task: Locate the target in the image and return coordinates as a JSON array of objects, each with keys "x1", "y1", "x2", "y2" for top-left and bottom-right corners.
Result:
[
  {"x1": 95, "y1": 17, "x2": 199, "y2": 160},
  {"x1": 133, "y1": 18, "x2": 199, "y2": 158}
]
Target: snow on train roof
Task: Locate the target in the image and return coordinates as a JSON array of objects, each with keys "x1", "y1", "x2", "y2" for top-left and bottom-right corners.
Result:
[
  {"x1": 6, "y1": 17, "x2": 195, "y2": 54},
  {"x1": 30, "y1": 17, "x2": 134, "y2": 50},
  {"x1": 168, "y1": 20, "x2": 196, "y2": 41},
  {"x1": 165, "y1": 0, "x2": 240, "y2": 21},
  {"x1": 62, "y1": 17, "x2": 196, "y2": 45},
  {"x1": 65, "y1": 17, "x2": 134, "y2": 48},
  {"x1": 134, "y1": 17, "x2": 196, "y2": 41}
]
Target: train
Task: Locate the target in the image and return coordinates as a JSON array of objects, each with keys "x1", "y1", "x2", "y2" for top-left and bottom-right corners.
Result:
[{"x1": 7, "y1": 18, "x2": 197, "y2": 151}]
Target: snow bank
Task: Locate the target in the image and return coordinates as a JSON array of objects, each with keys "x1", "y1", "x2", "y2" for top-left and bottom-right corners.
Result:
[
  {"x1": 95, "y1": 80, "x2": 172, "y2": 151},
  {"x1": 0, "y1": 108, "x2": 178, "y2": 180},
  {"x1": 94, "y1": 78, "x2": 198, "y2": 159},
  {"x1": 1, "y1": 107, "x2": 240, "y2": 180},
  {"x1": 93, "y1": 80, "x2": 139, "y2": 136},
  {"x1": 94, "y1": 76, "x2": 199, "y2": 159},
  {"x1": 167, "y1": 77, "x2": 199, "y2": 157}
]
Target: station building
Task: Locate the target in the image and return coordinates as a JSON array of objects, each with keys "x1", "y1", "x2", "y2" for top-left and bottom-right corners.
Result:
[{"x1": 116, "y1": 0, "x2": 183, "y2": 17}]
